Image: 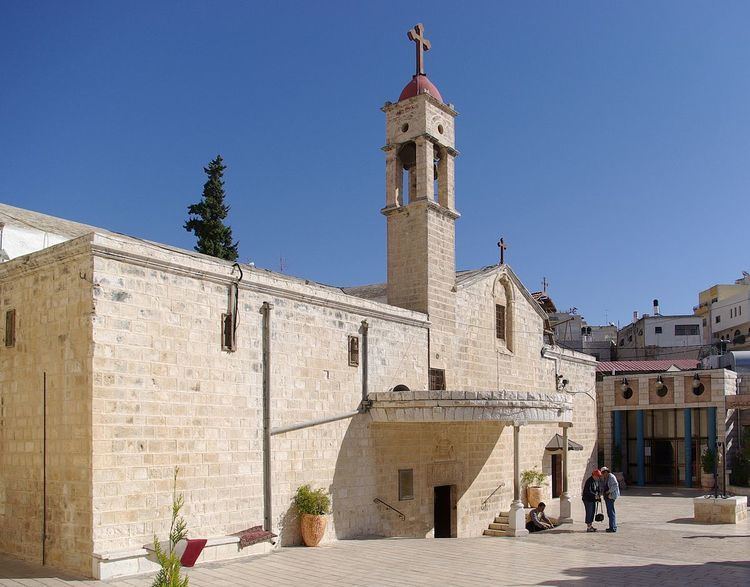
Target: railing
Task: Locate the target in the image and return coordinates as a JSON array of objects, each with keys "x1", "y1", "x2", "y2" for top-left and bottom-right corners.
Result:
[
  {"x1": 480, "y1": 482, "x2": 506, "y2": 511},
  {"x1": 373, "y1": 498, "x2": 406, "y2": 520}
]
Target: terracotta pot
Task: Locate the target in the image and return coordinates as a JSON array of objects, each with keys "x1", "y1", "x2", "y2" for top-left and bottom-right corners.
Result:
[
  {"x1": 701, "y1": 472, "x2": 715, "y2": 490},
  {"x1": 526, "y1": 486, "x2": 543, "y2": 508},
  {"x1": 300, "y1": 514, "x2": 327, "y2": 547}
]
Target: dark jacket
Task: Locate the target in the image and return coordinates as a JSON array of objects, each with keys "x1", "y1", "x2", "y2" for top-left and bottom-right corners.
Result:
[{"x1": 582, "y1": 475, "x2": 601, "y2": 502}]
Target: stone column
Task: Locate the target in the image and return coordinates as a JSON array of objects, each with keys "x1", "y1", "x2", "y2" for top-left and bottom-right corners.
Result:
[
  {"x1": 684, "y1": 408, "x2": 693, "y2": 488},
  {"x1": 508, "y1": 424, "x2": 529, "y2": 536},
  {"x1": 636, "y1": 410, "x2": 645, "y2": 486},
  {"x1": 414, "y1": 136, "x2": 434, "y2": 202},
  {"x1": 558, "y1": 424, "x2": 573, "y2": 524},
  {"x1": 436, "y1": 150, "x2": 455, "y2": 211}
]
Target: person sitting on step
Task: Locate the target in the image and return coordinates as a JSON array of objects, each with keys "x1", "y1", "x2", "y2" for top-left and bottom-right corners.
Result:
[{"x1": 526, "y1": 502, "x2": 555, "y2": 533}]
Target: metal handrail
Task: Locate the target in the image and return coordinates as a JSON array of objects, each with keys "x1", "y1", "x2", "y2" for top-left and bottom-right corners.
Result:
[
  {"x1": 480, "y1": 482, "x2": 506, "y2": 511},
  {"x1": 373, "y1": 498, "x2": 406, "y2": 520}
]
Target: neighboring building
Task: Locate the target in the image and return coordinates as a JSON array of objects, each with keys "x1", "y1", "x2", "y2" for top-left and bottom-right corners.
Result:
[
  {"x1": 616, "y1": 300, "x2": 703, "y2": 360},
  {"x1": 0, "y1": 28, "x2": 597, "y2": 580},
  {"x1": 694, "y1": 273, "x2": 750, "y2": 348},
  {"x1": 596, "y1": 360, "x2": 738, "y2": 487},
  {"x1": 701, "y1": 351, "x2": 750, "y2": 454},
  {"x1": 549, "y1": 310, "x2": 617, "y2": 362}
]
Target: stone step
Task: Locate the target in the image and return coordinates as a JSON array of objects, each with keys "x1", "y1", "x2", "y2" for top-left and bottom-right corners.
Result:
[
  {"x1": 488, "y1": 522, "x2": 509, "y2": 531},
  {"x1": 494, "y1": 515, "x2": 509, "y2": 524},
  {"x1": 483, "y1": 529, "x2": 506, "y2": 537}
]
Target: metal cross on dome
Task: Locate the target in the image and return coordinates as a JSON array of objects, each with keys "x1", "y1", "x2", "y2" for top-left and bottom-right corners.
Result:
[{"x1": 407, "y1": 23, "x2": 431, "y2": 76}]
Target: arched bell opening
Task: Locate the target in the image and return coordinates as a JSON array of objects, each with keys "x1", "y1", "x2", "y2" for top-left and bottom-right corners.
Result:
[{"x1": 397, "y1": 142, "x2": 417, "y2": 205}]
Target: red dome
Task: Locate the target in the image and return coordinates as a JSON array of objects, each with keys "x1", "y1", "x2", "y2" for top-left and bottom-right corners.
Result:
[{"x1": 398, "y1": 74, "x2": 443, "y2": 103}]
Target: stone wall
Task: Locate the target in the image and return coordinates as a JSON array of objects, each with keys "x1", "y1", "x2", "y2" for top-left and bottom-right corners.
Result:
[
  {"x1": 0, "y1": 238, "x2": 94, "y2": 575},
  {"x1": 87, "y1": 233, "x2": 429, "y2": 556}
]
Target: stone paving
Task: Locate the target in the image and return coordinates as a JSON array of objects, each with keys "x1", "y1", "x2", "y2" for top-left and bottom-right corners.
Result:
[{"x1": 1, "y1": 488, "x2": 748, "y2": 586}]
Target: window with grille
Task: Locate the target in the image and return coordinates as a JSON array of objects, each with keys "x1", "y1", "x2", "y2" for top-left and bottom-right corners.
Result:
[
  {"x1": 429, "y1": 368, "x2": 446, "y2": 391},
  {"x1": 495, "y1": 304, "x2": 506, "y2": 340},
  {"x1": 5, "y1": 309, "x2": 15, "y2": 347},
  {"x1": 655, "y1": 326, "x2": 662, "y2": 334},
  {"x1": 675, "y1": 324, "x2": 699, "y2": 336},
  {"x1": 348, "y1": 335, "x2": 360, "y2": 366}
]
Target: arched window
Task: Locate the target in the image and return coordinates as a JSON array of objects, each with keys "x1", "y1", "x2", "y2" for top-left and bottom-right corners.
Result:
[{"x1": 492, "y1": 274, "x2": 514, "y2": 352}]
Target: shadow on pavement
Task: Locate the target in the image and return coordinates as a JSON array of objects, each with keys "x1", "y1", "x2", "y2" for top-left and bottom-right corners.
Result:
[
  {"x1": 683, "y1": 534, "x2": 750, "y2": 540},
  {"x1": 0, "y1": 553, "x2": 84, "y2": 581},
  {"x1": 538, "y1": 560, "x2": 750, "y2": 585}
]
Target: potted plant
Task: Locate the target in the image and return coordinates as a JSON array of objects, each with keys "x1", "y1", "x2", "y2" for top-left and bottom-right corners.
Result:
[
  {"x1": 294, "y1": 484, "x2": 331, "y2": 547},
  {"x1": 521, "y1": 468, "x2": 547, "y2": 507},
  {"x1": 700, "y1": 448, "x2": 716, "y2": 490}
]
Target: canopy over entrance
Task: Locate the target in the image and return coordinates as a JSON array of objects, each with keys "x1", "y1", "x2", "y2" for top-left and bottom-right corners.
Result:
[
  {"x1": 368, "y1": 389, "x2": 573, "y2": 425},
  {"x1": 545, "y1": 433, "x2": 583, "y2": 452}
]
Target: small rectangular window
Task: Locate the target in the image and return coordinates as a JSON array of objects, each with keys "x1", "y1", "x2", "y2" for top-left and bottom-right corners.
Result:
[
  {"x1": 221, "y1": 313, "x2": 236, "y2": 351},
  {"x1": 398, "y1": 469, "x2": 414, "y2": 501},
  {"x1": 655, "y1": 326, "x2": 662, "y2": 334},
  {"x1": 495, "y1": 304, "x2": 506, "y2": 340},
  {"x1": 716, "y1": 316, "x2": 721, "y2": 324},
  {"x1": 675, "y1": 324, "x2": 699, "y2": 336},
  {"x1": 429, "y1": 368, "x2": 446, "y2": 391},
  {"x1": 5, "y1": 309, "x2": 15, "y2": 347},
  {"x1": 348, "y1": 335, "x2": 360, "y2": 367}
]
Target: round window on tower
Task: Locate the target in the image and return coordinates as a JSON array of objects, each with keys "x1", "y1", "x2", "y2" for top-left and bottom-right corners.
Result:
[
  {"x1": 437, "y1": 124, "x2": 444, "y2": 134},
  {"x1": 401, "y1": 123, "x2": 409, "y2": 133}
]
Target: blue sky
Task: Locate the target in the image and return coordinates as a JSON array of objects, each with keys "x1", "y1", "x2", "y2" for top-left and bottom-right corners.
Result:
[{"x1": 2, "y1": 1, "x2": 749, "y2": 326}]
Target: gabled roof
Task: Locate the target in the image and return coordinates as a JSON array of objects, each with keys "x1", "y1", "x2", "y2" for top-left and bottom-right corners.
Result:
[{"x1": 344, "y1": 265, "x2": 549, "y2": 322}]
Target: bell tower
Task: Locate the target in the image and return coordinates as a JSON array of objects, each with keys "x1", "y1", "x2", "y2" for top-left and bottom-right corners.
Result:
[{"x1": 382, "y1": 24, "x2": 459, "y2": 377}]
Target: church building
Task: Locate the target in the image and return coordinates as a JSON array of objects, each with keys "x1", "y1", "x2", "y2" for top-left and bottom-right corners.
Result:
[{"x1": 0, "y1": 25, "x2": 597, "y2": 579}]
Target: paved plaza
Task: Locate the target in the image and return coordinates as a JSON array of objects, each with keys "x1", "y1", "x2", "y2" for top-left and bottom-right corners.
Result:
[{"x1": 1, "y1": 488, "x2": 748, "y2": 586}]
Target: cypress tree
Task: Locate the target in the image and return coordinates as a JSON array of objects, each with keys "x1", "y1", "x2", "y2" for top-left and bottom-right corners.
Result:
[{"x1": 184, "y1": 155, "x2": 239, "y2": 261}]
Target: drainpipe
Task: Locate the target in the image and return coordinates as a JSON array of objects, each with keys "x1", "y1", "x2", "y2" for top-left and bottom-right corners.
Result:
[
  {"x1": 361, "y1": 320, "x2": 369, "y2": 406},
  {"x1": 42, "y1": 371, "x2": 47, "y2": 565},
  {"x1": 261, "y1": 302, "x2": 273, "y2": 533}
]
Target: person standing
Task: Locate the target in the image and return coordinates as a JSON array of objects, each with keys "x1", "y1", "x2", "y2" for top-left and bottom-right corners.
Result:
[
  {"x1": 600, "y1": 466, "x2": 620, "y2": 532},
  {"x1": 582, "y1": 469, "x2": 602, "y2": 532}
]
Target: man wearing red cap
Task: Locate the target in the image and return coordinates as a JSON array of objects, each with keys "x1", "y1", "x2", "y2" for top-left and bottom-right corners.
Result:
[{"x1": 582, "y1": 469, "x2": 602, "y2": 532}]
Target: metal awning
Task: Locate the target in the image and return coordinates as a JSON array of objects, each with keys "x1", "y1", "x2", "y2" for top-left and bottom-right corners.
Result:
[{"x1": 545, "y1": 433, "x2": 583, "y2": 452}]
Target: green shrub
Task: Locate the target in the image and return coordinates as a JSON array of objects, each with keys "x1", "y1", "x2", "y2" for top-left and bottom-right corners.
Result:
[
  {"x1": 520, "y1": 468, "x2": 547, "y2": 487},
  {"x1": 701, "y1": 448, "x2": 716, "y2": 475},
  {"x1": 730, "y1": 454, "x2": 750, "y2": 487},
  {"x1": 151, "y1": 467, "x2": 189, "y2": 587},
  {"x1": 294, "y1": 484, "x2": 331, "y2": 516}
]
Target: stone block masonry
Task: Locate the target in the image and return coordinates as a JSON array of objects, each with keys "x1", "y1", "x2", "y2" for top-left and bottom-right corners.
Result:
[
  {"x1": 0, "y1": 238, "x2": 94, "y2": 575},
  {"x1": 87, "y1": 233, "x2": 430, "y2": 562}
]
